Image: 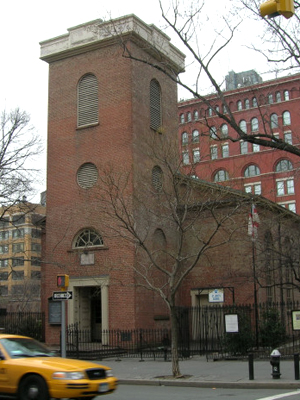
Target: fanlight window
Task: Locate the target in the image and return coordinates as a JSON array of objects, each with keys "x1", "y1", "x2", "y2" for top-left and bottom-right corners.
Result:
[
  {"x1": 74, "y1": 229, "x2": 104, "y2": 248},
  {"x1": 275, "y1": 159, "x2": 293, "y2": 172}
]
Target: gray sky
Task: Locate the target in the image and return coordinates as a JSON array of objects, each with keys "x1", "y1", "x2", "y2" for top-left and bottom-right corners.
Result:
[{"x1": 0, "y1": 0, "x2": 266, "y2": 201}]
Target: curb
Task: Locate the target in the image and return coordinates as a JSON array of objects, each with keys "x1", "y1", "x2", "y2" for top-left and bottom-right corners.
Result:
[{"x1": 118, "y1": 378, "x2": 300, "y2": 390}]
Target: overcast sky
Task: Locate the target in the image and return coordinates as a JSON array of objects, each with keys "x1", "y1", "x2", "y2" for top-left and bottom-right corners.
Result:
[{"x1": 0, "y1": 0, "x2": 266, "y2": 202}]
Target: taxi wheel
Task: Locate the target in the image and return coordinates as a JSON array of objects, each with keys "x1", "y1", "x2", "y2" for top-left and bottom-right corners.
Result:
[{"x1": 18, "y1": 374, "x2": 49, "y2": 400}]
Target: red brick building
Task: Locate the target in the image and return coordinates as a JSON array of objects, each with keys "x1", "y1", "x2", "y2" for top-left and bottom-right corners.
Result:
[
  {"x1": 178, "y1": 72, "x2": 300, "y2": 214},
  {"x1": 40, "y1": 17, "x2": 300, "y2": 346}
]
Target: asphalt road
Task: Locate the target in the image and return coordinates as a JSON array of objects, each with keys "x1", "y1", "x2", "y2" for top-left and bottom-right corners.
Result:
[{"x1": 102, "y1": 384, "x2": 300, "y2": 400}]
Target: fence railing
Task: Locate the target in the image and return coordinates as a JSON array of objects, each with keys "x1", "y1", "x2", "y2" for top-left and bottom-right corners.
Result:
[{"x1": 0, "y1": 312, "x2": 45, "y2": 342}]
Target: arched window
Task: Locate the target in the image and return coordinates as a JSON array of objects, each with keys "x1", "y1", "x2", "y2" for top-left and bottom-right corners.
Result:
[
  {"x1": 152, "y1": 165, "x2": 163, "y2": 191},
  {"x1": 187, "y1": 112, "x2": 192, "y2": 122},
  {"x1": 208, "y1": 108, "x2": 213, "y2": 117},
  {"x1": 282, "y1": 111, "x2": 291, "y2": 126},
  {"x1": 237, "y1": 100, "x2": 242, "y2": 111},
  {"x1": 180, "y1": 113, "x2": 185, "y2": 123},
  {"x1": 284, "y1": 90, "x2": 289, "y2": 101},
  {"x1": 239, "y1": 120, "x2": 247, "y2": 133},
  {"x1": 210, "y1": 126, "x2": 217, "y2": 139},
  {"x1": 245, "y1": 99, "x2": 250, "y2": 109},
  {"x1": 193, "y1": 110, "x2": 199, "y2": 120},
  {"x1": 275, "y1": 159, "x2": 293, "y2": 172},
  {"x1": 276, "y1": 91, "x2": 281, "y2": 102},
  {"x1": 77, "y1": 74, "x2": 98, "y2": 127},
  {"x1": 252, "y1": 97, "x2": 258, "y2": 107},
  {"x1": 214, "y1": 169, "x2": 229, "y2": 182},
  {"x1": 192, "y1": 130, "x2": 199, "y2": 143},
  {"x1": 150, "y1": 79, "x2": 162, "y2": 131},
  {"x1": 270, "y1": 113, "x2": 278, "y2": 129},
  {"x1": 244, "y1": 164, "x2": 260, "y2": 177},
  {"x1": 268, "y1": 93, "x2": 273, "y2": 104},
  {"x1": 251, "y1": 117, "x2": 259, "y2": 132},
  {"x1": 74, "y1": 228, "x2": 103, "y2": 249},
  {"x1": 181, "y1": 132, "x2": 188, "y2": 145},
  {"x1": 221, "y1": 124, "x2": 228, "y2": 137}
]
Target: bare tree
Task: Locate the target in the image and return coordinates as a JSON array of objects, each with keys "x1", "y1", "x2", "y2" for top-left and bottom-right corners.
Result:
[
  {"x1": 95, "y1": 135, "x2": 246, "y2": 377},
  {"x1": 102, "y1": 1, "x2": 300, "y2": 157},
  {"x1": 0, "y1": 108, "x2": 43, "y2": 209}
]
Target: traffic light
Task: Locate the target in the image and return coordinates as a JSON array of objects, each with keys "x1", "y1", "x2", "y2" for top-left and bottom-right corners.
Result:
[
  {"x1": 260, "y1": 0, "x2": 295, "y2": 19},
  {"x1": 57, "y1": 274, "x2": 69, "y2": 288}
]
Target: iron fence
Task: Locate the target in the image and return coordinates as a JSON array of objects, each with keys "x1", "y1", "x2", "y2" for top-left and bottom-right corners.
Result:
[{"x1": 0, "y1": 312, "x2": 45, "y2": 342}]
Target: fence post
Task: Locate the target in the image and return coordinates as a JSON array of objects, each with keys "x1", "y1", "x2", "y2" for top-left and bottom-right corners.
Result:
[
  {"x1": 294, "y1": 353, "x2": 299, "y2": 380},
  {"x1": 139, "y1": 329, "x2": 144, "y2": 362},
  {"x1": 248, "y1": 353, "x2": 254, "y2": 380}
]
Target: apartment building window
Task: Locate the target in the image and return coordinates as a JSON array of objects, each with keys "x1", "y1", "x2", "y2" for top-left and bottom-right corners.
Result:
[
  {"x1": 0, "y1": 217, "x2": 9, "y2": 228},
  {"x1": 12, "y1": 229, "x2": 24, "y2": 239},
  {"x1": 245, "y1": 99, "x2": 250, "y2": 109},
  {"x1": 0, "y1": 259, "x2": 8, "y2": 268},
  {"x1": 12, "y1": 243, "x2": 24, "y2": 253},
  {"x1": 270, "y1": 113, "x2": 279, "y2": 129},
  {"x1": 221, "y1": 124, "x2": 228, "y2": 138},
  {"x1": 210, "y1": 126, "x2": 218, "y2": 139},
  {"x1": 268, "y1": 94, "x2": 273, "y2": 104},
  {"x1": 0, "y1": 231, "x2": 9, "y2": 241},
  {"x1": 208, "y1": 108, "x2": 213, "y2": 117},
  {"x1": 31, "y1": 229, "x2": 41, "y2": 239},
  {"x1": 77, "y1": 73, "x2": 98, "y2": 127},
  {"x1": 276, "y1": 179, "x2": 294, "y2": 195},
  {"x1": 12, "y1": 214, "x2": 25, "y2": 225},
  {"x1": 193, "y1": 149, "x2": 200, "y2": 163},
  {"x1": 193, "y1": 110, "x2": 199, "y2": 120},
  {"x1": 239, "y1": 120, "x2": 247, "y2": 133},
  {"x1": 182, "y1": 132, "x2": 188, "y2": 146},
  {"x1": 275, "y1": 159, "x2": 292, "y2": 172},
  {"x1": 245, "y1": 164, "x2": 260, "y2": 177},
  {"x1": 245, "y1": 183, "x2": 262, "y2": 195},
  {"x1": 237, "y1": 100, "x2": 242, "y2": 110},
  {"x1": 12, "y1": 270, "x2": 24, "y2": 280},
  {"x1": 253, "y1": 143, "x2": 260, "y2": 152},
  {"x1": 284, "y1": 90, "x2": 289, "y2": 101},
  {"x1": 0, "y1": 245, "x2": 8, "y2": 254},
  {"x1": 192, "y1": 130, "x2": 199, "y2": 143},
  {"x1": 210, "y1": 146, "x2": 218, "y2": 160},
  {"x1": 252, "y1": 97, "x2": 258, "y2": 107},
  {"x1": 12, "y1": 257, "x2": 24, "y2": 267},
  {"x1": 187, "y1": 112, "x2": 192, "y2": 122},
  {"x1": 279, "y1": 202, "x2": 296, "y2": 213},
  {"x1": 0, "y1": 272, "x2": 8, "y2": 281},
  {"x1": 31, "y1": 257, "x2": 41, "y2": 266},
  {"x1": 182, "y1": 151, "x2": 189, "y2": 165},
  {"x1": 240, "y1": 141, "x2": 248, "y2": 154},
  {"x1": 31, "y1": 243, "x2": 41, "y2": 253},
  {"x1": 251, "y1": 117, "x2": 259, "y2": 132},
  {"x1": 222, "y1": 144, "x2": 229, "y2": 158},
  {"x1": 223, "y1": 105, "x2": 228, "y2": 114},
  {"x1": 180, "y1": 113, "x2": 185, "y2": 123},
  {"x1": 215, "y1": 106, "x2": 219, "y2": 113},
  {"x1": 150, "y1": 79, "x2": 162, "y2": 131},
  {"x1": 276, "y1": 91, "x2": 281, "y2": 102},
  {"x1": 214, "y1": 169, "x2": 229, "y2": 182},
  {"x1": 283, "y1": 111, "x2": 291, "y2": 125},
  {"x1": 31, "y1": 271, "x2": 41, "y2": 279},
  {"x1": 284, "y1": 132, "x2": 292, "y2": 144}
]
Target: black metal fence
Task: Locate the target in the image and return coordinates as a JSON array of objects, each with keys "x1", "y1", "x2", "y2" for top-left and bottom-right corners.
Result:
[
  {"x1": 66, "y1": 302, "x2": 300, "y2": 360},
  {"x1": 0, "y1": 312, "x2": 45, "y2": 342}
]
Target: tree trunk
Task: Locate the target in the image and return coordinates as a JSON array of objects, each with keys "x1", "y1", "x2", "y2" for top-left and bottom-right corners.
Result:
[{"x1": 170, "y1": 305, "x2": 181, "y2": 377}]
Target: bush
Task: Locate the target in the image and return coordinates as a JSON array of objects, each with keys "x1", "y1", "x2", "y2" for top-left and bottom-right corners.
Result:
[
  {"x1": 259, "y1": 309, "x2": 286, "y2": 349},
  {"x1": 222, "y1": 312, "x2": 255, "y2": 355}
]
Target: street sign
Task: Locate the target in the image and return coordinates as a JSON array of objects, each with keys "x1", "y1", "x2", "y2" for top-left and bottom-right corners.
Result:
[{"x1": 53, "y1": 291, "x2": 73, "y2": 300}]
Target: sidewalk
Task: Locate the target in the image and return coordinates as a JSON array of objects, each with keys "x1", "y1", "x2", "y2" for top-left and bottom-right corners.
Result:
[{"x1": 99, "y1": 356, "x2": 300, "y2": 389}]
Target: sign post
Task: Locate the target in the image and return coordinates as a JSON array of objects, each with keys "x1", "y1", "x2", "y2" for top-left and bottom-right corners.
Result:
[{"x1": 54, "y1": 275, "x2": 70, "y2": 358}]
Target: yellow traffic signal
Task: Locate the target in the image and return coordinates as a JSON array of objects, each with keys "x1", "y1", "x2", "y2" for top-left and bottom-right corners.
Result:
[
  {"x1": 260, "y1": 0, "x2": 294, "y2": 19},
  {"x1": 57, "y1": 274, "x2": 69, "y2": 288}
]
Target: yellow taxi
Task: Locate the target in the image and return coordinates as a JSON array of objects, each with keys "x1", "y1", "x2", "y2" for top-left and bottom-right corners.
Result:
[{"x1": 0, "y1": 334, "x2": 118, "y2": 399}]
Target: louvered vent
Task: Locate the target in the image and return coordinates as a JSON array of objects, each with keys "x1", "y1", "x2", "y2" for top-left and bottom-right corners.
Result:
[
  {"x1": 150, "y1": 79, "x2": 161, "y2": 131},
  {"x1": 78, "y1": 74, "x2": 99, "y2": 127},
  {"x1": 152, "y1": 165, "x2": 163, "y2": 192},
  {"x1": 77, "y1": 163, "x2": 98, "y2": 189}
]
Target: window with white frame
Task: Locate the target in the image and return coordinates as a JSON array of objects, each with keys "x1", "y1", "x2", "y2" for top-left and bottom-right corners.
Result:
[
  {"x1": 182, "y1": 132, "x2": 188, "y2": 146},
  {"x1": 275, "y1": 159, "x2": 292, "y2": 172},
  {"x1": 210, "y1": 146, "x2": 218, "y2": 160},
  {"x1": 284, "y1": 132, "x2": 292, "y2": 144},
  {"x1": 182, "y1": 151, "x2": 189, "y2": 165},
  {"x1": 221, "y1": 124, "x2": 228, "y2": 138},
  {"x1": 208, "y1": 108, "x2": 213, "y2": 117},
  {"x1": 244, "y1": 183, "x2": 261, "y2": 195},
  {"x1": 244, "y1": 164, "x2": 260, "y2": 177},
  {"x1": 237, "y1": 100, "x2": 242, "y2": 111},
  {"x1": 283, "y1": 90, "x2": 289, "y2": 101},
  {"x1": 214, "y1": 169, "x2": 229, "y2": 182},
  {"x1": 283, "y1": 111, "x2": 291, "y2": 126},
  {"x1": 74, "y1": 228, "x2": 104, "y2": 249},
  {"x1": 278, "y1": 202, "x2": 296, "y2": 213},
  {"x1": 245, "y1": 99, "x2": 250, "y2": 109},
  {"x1": 270, "y1": 113, "x2": 279, "y2": 129},
  {"x1": 268, "y1": 93, "x2": 273, "y2": 104},
  {"x1": 251, "y1": 117, "x2": 259, "y2": 132},
  {"x1": 240, "y1": 141, "x2": 248, "y2": 154},
  {"x1": 187, "y1": 112, "x2": 192, "y2": 122},
  {"x1": 253, "y1": 143, "x2": 260, "y2": 152},
  {"x1": 252, "y1": 97, "x2": 258, "y2": 107},
  {"x1": 276, "y1": 178, "x2": 294, "y2": 196},
  {"x1": 192, "y1": 130, "x2": 199, "y2": 143},
  {"x1": 276, "y1": 91, "x2": 281, "y2": 102},
  {"x1": 193, "y1": 149, "x2": 200, "y2": 163},
  {"x1": 193, "y1": 110, "x2": 199, "y2": 120},
  {"x1": 239, "y1": 120, "x2": 247, "y2": 133},
  {"x1": 222, "y1": 144, "x2": 229, "y2": 158},
  {"x1": 210, "y1": 126, "x2": 218, "y2": 139},
  {"x1": 180, "y1": 113, "x2": 185, "y2": 123}
]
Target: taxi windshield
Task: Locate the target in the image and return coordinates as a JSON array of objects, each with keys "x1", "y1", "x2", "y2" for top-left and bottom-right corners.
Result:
[{"x1": 0, "y1": 337, "x2": 55, "y2": 358}]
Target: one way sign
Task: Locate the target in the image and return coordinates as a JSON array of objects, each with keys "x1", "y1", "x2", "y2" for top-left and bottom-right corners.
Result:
[{"x1": 53, "y1": 291, "x2": 73, "y2": 300}]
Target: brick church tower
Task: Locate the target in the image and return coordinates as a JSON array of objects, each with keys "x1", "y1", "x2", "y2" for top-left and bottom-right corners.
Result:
[{"x1": 40, "y1": 15, "x2": 185, "y2": 344}]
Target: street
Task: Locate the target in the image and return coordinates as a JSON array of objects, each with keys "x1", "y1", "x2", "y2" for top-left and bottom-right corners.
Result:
[{"x1": 102, "y1": 384, "x2": 300, "y2": 400}]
